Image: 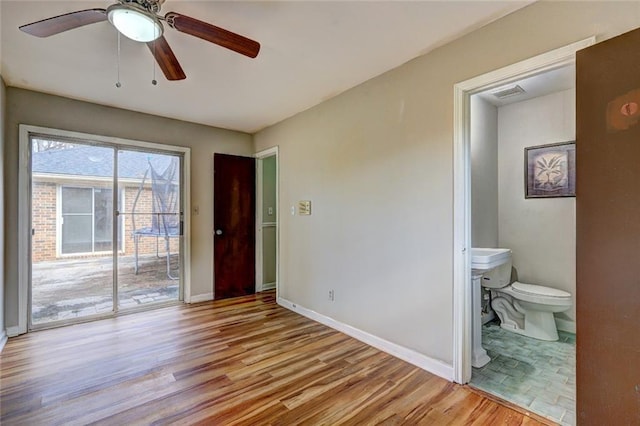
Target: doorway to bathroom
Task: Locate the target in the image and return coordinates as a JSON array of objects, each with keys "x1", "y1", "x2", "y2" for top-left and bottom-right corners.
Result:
[
  {"x1": 255, "y1": 147, "x2": 279, "y2": 294},
  {"x1": 453, "y1": 38, "x2": 594, "y2": 426}
]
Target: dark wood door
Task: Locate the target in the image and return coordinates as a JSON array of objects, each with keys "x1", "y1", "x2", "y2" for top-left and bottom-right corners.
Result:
[
  {"x1": 213, "y1": 153, "x2": 256, "y2": 299},
  {"x1": 576, "y1": 29, "x2": 640, "y2": 424}
]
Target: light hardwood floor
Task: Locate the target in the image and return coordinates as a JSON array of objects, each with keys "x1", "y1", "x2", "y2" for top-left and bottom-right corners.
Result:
[{"x1": 0, "y1": 291, "x2": 547, "y2": 425}]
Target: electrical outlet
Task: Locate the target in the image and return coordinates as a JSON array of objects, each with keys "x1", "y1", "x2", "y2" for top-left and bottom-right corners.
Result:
[{"x1": 328, "y1": 289, "x2": 335, "y2": 301}]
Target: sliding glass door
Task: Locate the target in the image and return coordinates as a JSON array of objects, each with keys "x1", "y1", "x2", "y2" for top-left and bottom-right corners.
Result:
[
  {"x1": 29, "y1": 136, "x2": 183, "y2": 328},
  {"x1": 31, "y1": 140, "x2": 116, "y2": 325},
  {"x1": 116, "y1": 149, "x2": 181, "y2": 309}
]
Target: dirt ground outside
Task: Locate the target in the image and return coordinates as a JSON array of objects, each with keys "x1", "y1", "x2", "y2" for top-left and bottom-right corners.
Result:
[{"x1": 32, "y1": 254, "x2": 180, "y2": 324}]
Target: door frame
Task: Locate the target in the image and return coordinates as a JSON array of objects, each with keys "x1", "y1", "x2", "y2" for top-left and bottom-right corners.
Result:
[
  {"x1": 15, "y1": 124, "x2": 191, "y2": 336},
  {"x1": 255, "y1": 147, "x2": 279, "y2": 294},
  {"x1": 451, "y1": 37, "x2": 594, "y2": 384}
]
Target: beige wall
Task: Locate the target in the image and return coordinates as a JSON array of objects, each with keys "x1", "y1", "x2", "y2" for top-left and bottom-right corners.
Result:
[
  {"x1": 4, "y1": 88, "x2": 252, "y2": 329},
  {"x1": 254, "y1": 2, "x2": 640, "y2": 365},
  {"x1": 471, "y1": 96, "x2": 499, "y2": 248},
  {"x1": 498, "y1": 89, "x2": 576, "y2": 321}
]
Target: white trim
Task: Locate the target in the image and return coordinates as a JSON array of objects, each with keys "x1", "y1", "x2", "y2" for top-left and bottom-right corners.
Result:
[
  {"x1": 278, "y1": 297, "x2": 453, "y2": 381},
  {"x1": 452, "y1": 37, "x2": 594, "y2": 384},
  {"x1": 6, "y1": 326, "x2": 22, "y2": 338},
  {"x1": 56, "y1": 184, "x2": 62, "y2": 257},
  {"x1": 17, "y1": 126, "x2": 30, "y2": 336},
  {"x1": 555, "y1": 317, "x2": 576, "y2": 334},
  {"x1": 261, "y1": 282, "x2": 276, "y2": 291},
  {"x1": 255, "y1": 156, "x2": 264, "y2": 292},
  {"x1": 255, "y1": 147, "x2": 279, "y2": 298},
  {"x1": 275, "y1": 150, "x2": 279, "y2": 297},
  {"x1": 452, "y1": 73, "x2": 472, "y2": 385},
  {"x1": 454, "y1": 37, "x2": 595, "y2": 95},
  {"x1": 188, "y1": 292, "x2": 213, "y2": 303},
  {"x1": 255, "y1": 146, "x2": 279, "y2": 158},
  {"x1": 19, "y1": 124, "x2": 192, "y2": 332},
  {"x1": 0, "y1": 330, "x2": 7, "y2": 352},
  {"x1": 182, "y1": 150, "x2": 191, "y2": 303}
]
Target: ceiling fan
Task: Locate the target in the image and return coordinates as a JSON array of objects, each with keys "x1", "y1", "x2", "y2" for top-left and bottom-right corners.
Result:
[{"x1": 19, "y1": 0, "x2": 261, "y2": 81}]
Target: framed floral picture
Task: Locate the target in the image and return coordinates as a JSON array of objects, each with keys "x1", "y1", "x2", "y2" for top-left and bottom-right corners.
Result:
[{"x1": 525, "y1": 141, "x2": 576, "y2": 198}]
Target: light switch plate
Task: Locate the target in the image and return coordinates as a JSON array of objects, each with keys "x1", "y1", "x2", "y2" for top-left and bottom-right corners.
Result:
[{"x1": 298, "y1": 200, "x2": 311, "y2": 215}]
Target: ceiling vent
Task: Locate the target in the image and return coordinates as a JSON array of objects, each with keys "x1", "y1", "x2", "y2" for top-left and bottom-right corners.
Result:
[{"x1": 492, "y1": 85, "x2": 525, "y2": 99}]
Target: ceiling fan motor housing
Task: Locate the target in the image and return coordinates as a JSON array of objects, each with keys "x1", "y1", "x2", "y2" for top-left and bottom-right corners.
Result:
[{"x1": 119, "y1": 0, "x2": 165, "y2": 14}]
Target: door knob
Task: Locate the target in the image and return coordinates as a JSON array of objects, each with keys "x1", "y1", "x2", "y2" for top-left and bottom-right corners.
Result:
[{"x1": 215, "y1": 229, "x2": 223, "y2": 235}]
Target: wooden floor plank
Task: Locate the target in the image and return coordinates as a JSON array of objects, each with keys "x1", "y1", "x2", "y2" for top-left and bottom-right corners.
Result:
[{"x1": 0, "y1": 291, "x2": 545, "y2": 425}]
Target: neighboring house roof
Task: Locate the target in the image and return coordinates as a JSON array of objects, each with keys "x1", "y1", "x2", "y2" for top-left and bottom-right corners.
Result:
[{"x1": 32, "y1": 145, "x2": 177, "y2": 180}]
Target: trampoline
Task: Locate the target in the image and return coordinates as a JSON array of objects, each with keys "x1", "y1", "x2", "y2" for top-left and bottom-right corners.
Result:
[{"x1": 131, "y1": 157, "x2": 181, "y2": 280}]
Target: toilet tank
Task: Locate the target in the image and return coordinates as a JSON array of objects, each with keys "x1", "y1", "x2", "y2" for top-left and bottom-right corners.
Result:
[{"x1": 481, "y1": 259, "x2": 513, "y2": 289}]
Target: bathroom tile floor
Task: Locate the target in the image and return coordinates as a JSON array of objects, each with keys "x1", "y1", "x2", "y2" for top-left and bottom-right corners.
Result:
[{"x1": 470, "y1": 322, "x2": 576, "y2": 425}]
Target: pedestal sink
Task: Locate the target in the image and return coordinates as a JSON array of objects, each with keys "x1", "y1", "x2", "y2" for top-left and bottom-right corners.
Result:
[
  {"x1": 471, "y1": 248, "x2": 511, "y2": 271},
  {"x1": 471, "y1": 247, "x2": 511, "y2": 368}
]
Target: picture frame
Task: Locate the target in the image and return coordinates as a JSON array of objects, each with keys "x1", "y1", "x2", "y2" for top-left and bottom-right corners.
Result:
[{"x1": 525, "y1": 141, "x2": 576, "y2": 198}]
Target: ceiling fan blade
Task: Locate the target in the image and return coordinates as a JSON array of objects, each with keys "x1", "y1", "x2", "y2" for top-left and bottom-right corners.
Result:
[
  {"x1": 147, "y1": 36, "x2": 186, "y2": 81},
  {"x1": 165, "y1": 12, "x2": 260, "y2": 58},
  {"x1": 19, "y1": 9, "x2": 107, "y2": 38}
]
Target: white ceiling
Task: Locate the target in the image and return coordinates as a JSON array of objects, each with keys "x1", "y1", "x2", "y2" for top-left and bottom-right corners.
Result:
[{"x1": 0, "y1": 1, "x2": 532, "y2": 133}]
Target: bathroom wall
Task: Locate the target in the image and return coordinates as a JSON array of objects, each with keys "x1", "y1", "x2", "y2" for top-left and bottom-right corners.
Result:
[
  {"x1": 498, "y1": 89, "x2": 576, "y2": 322},
  {"x1": 471, "y1": 95, "x2": 499, "y2": 248}
]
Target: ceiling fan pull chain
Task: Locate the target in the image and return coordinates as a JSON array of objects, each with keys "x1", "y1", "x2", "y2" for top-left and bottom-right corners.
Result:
[
  {"x1": 116, "y1": 31, "x2": 122, "y2": 88},
  {"x1": 152, "y1": 26, "x2": 157, "y2": 86}
]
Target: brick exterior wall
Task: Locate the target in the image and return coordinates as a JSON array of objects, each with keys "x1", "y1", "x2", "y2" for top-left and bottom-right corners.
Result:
[
  {"x1": 32, "y1": 181, "x2": 180, "y2": 262},
  {"x1": 32, "y1": 182, "x2": 57, "y2": 262}
]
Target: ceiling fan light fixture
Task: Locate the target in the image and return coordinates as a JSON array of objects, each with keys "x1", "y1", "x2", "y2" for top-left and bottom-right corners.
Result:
[{"x1": 107, "y1": 4, "x2": 163, "y2": 42}]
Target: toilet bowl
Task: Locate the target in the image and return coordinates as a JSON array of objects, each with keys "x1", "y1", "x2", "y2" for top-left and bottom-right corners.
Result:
[{"x1": 482, "y1": 260, "x2": 572, "y2": 341}]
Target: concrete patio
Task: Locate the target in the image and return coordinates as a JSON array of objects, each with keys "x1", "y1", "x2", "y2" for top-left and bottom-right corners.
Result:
[{"x1": 32, "y1": 254, "x2": 180, "y2": 325}]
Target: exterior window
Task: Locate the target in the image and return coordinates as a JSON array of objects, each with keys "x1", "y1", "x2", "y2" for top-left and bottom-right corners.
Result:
[{"x1": 60, "y1": 186, "x2": 123, "y2": 254}]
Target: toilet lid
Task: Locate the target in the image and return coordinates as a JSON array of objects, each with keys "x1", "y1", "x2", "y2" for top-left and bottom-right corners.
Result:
[{"x1": 512, "y1": 281, "x2": 571, "y2": 298}]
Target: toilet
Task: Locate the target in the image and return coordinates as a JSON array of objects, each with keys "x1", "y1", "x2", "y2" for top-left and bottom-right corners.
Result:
[{"x1": 481, "y1": 258, "x2": 572, "y2": 341}]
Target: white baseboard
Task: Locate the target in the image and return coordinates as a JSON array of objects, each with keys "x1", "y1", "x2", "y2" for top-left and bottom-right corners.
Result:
[
  {"x1": 6, "y1": 326, "x2": 23, "y2": 338},
  {"x1": 262, "y1": 282, "x2": 276, "y2": 291},
  {"x1": 277, "y1": 297, "x2": 453, "y2": 381},
  {"x1": 555, "y1": 317, "x2": 576, "y2": 334},
  {"x1": 0, "y1": 330, "x2": 7, "y2": 352},
  {"x1": 188, "y1": 293, "x2": 214, "y2": 303}
]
